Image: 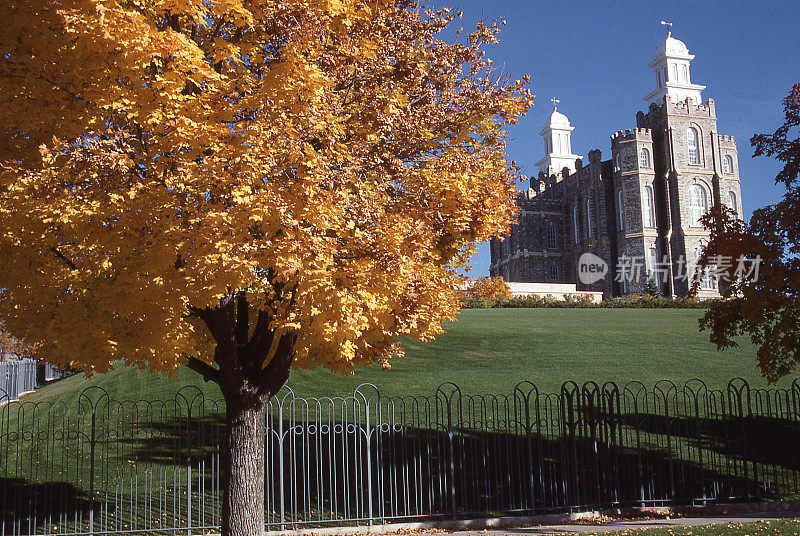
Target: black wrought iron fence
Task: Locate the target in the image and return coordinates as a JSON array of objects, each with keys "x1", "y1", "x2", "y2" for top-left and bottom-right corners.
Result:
[{"x1": 1, "y1": 378, "x2": 799, "y2": 535}]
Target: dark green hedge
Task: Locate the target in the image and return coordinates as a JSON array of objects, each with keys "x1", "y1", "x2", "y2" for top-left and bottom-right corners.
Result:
[{"x1": 463, "y1": 294, "x2": 713, "y2": 309}]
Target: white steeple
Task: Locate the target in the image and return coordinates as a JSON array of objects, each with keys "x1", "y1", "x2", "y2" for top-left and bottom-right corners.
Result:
[
  {"x1": 535, "y1": 98, "x2": 580, "y2": 176},
  {"x1": 644, "y1": 24, "x2": 706, "y2": 106}
]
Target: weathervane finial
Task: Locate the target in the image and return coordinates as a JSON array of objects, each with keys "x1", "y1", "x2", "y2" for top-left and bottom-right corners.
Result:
[
  {"x1": 551, "y1": 97, "x2": 560, "y2": 110},
  {"x1": 660, "y1": 20, "x2": 673, "y2": 37}
]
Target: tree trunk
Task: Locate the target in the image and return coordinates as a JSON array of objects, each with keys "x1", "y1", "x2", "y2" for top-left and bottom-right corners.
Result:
[
  {"x1": 221, "y1": 388, "x2": 267, "y2": 536},
  {"x1": 186, "y1": 291, "x2": 296, "y2": 536}
]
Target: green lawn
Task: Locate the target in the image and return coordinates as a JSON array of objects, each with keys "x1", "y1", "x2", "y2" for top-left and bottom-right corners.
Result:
[
  {"x1": 21, "y1": 308, "x2": 795, "y2": 404},
  {"x1": 590, "y1": 518, "x2": 800, "y2": 536},
  {"x1": 5, "y1": 309, "x2": 799, "y2": 534}
]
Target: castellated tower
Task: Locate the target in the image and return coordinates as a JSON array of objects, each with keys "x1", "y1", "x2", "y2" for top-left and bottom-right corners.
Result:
[
  {"x1": 610, "y1": 128, "x2": 657, "y2": 295},
  {"x1": 489, "y1": 31, "x2": 742, "y2": 299},
  {"x1": 636, "y1": 33, "x2": 742, "y2": 297}
]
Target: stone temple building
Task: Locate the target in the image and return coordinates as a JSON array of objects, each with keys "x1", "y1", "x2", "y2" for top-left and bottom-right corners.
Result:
[{"x1": 489, "y1": 32, "x2": 742, "y2": 299}]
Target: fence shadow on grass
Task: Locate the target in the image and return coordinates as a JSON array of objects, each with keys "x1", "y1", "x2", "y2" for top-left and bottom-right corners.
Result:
[{"x1": 2, "y1": 379, "x2": 799, "y2": 534}]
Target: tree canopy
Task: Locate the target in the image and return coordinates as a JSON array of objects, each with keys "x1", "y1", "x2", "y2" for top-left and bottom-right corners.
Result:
[
  {"x1": 697, "y1": 83, "x2": 800, "y2": 382},
  {"x1": 0, "y1": 0, "x2": 532, "y2": 379}
]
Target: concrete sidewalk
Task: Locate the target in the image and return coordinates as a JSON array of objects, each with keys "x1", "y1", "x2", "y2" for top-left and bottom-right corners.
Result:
[
  {"x1": 443, "y1": 511, "x2": 800, "y2": 535},
  {"x1": 261, "y1": 504, "x2": 800, "y2": 536}
]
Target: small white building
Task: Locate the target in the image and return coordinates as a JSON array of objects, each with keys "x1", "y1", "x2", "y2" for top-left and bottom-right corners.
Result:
[{"x1": 506, "y1": 282, "x2": 603, "y2": 303}]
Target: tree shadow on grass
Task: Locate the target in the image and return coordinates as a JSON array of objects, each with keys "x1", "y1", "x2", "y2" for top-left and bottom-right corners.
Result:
[
  {"x1": 603, "y1": 411, "x2": 800, "y2": 471},
  {"x1": 0, "y1": 477, "x2": 100, "y2": 529}
]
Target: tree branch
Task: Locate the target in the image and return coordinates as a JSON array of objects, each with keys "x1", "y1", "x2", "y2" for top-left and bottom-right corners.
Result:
[
  {"x1": 187, "y1": 305, "x2": 215, "y2": 334},
  {"x1": 236, "y1": 290, "x2": 249, "y2": 348},
  {"x1": 257, "y1": 331, "x2": 297, "y2": 396},
  {"x1": 185, "y1": 355, "x2": 221, "y2": 384},
  {"x1": 49, "y1": 247, "x2": 78, "y2": 271}
]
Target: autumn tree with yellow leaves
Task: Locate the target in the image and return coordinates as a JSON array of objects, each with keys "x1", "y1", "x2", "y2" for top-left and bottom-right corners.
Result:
[
  {"x1": 465, "y1": 276, "x2": 512, "y2": 305},
  {"x1": 0, "y1": 1, "x2": 531, "y2": 533}
]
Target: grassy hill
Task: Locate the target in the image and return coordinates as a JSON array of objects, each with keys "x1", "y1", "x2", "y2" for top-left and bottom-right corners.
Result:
[{"x1": 21, "y1": 308, "x2": 795, "y2": 404}]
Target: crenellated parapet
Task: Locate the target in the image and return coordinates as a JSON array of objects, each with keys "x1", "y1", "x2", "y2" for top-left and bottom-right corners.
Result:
[
  {"x1": 611, "y1": 128, "x2": 652, "y2": 144},
  {"x1": 718, "y1": 134, "x2": 737, "y2": 149},
  {"x1": 667, "y1": 96, "x2": 716, "y2": 118}
]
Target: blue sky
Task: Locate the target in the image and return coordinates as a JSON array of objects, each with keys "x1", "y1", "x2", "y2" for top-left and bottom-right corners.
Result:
[{"x1": 436, "y1": 0, "x2": 800, "y2": 277}]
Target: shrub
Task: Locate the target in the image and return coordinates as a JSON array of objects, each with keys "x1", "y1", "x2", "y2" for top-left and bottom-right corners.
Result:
[{"x1": 464, "y1": 293, "x2": 714, "y2": 309}]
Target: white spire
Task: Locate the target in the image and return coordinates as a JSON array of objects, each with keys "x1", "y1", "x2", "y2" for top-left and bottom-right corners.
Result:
[
  {"x1": 536, "y1": 102, "x2": 580, "y2": 176},
  {"x1": 644, "y1": 29, "x2": 706, "y2": 106}
]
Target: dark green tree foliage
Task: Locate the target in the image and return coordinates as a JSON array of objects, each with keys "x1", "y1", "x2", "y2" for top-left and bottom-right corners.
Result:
[
  {"x1": 697, "y1": 83, "x2": 800, "y2": 382},
  {"x1": 645, "y1": 277, "x2": 661, "y2": 297}
]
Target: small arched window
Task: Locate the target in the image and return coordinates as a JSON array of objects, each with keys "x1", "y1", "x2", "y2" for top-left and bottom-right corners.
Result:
[
  {"x1": 639, "y1": 147, "x2": 651, "y2": 168},
  {"x1": 643, "y1": 186, "x2": 655, "y2": 228},
  {"x1": 614, "y1": 152, "x2": 621, "y2": 172},
  {"x1": 689, "y1": 184, "x2": 708, "y2": 226},
  {"x1": 728, "y1": 191, "x2": 737, "y2": 216},
  {"x1": 573, "y1": 205, "x2": 579, "y2": 244},
  {"x1": 547, "y1": 226, "x2": 557, "y2": 250},
  {"x1": 617, "y1": 189, "x2": 625, "y2": 230},
  {"x1": 586, "y1": 197, "x2": 593, "y2": 239},
  {"x1": 688, "y1": 127, "x2": 700, "y2": 164},
  {"x1": 723, "y1": 154, "x2": 734, "y2": 174}
]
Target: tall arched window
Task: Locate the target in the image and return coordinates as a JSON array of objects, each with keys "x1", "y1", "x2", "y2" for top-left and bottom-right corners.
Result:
[
  {"x1": 693, "y1": 246, "x2": 718, "y2": 290},
  {"x1": 586, "y1": 197, "x2": 593, "y2": 239},
  {"x1": 545, "y1": 137, "x2": 551, "y2": 154},
  {"x1": 549, "y1": 264, "x2": 558, "y2": 281},
  {"x1": 643, "y1": 186, "x2": 655, "y2": 228},
  {"x1": 657, "y1": 70, "x2": 662, "y2": 88},
  {"x1": 639, "y1": 148, "x2": 651, "y2": 168},
  {"x1": 689, "y1": 184, "x2": 708, "y2": 226},
  {"x1": 573, "y1": 205, "x2": 579, "y2": 243},
  {"x1": 723, "y1": 154, "x2": 734, "y2": 174},
  {"x1": 547, "y1": 226, "x2": 557, "y2": 249},
  {"x1": 728, "y1": 191, "x2": 737, "y2": 217},
  {"x1": 670, "y1": 64, "x2": 677, "y2": 82},
  {"x1": 681, "y1": 64, "x2": 688, "y2": 82},
  {"x1": 617, "y1": 189, "x2": 625, "y2": 230},
  {"x1": 687, "y1": 127, "x2": 700, "y2": 164}
]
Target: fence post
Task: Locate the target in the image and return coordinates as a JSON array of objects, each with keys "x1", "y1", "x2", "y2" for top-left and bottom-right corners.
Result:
[
  {"x1": 365, "y1": 400, "x2": 373, "y2": 527},
  {"x1": 279, "y1": 399, "x2": 285, "y2": 532},
  {"x1": 436, "y1": 383, "x2": 460, "y2": 520},
  {"x1": 89, "y1": 406, "x2": 96, "y2": 535},
  {"x1": 187, "y1": 405, "x2": 192, "y2": 536}
]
